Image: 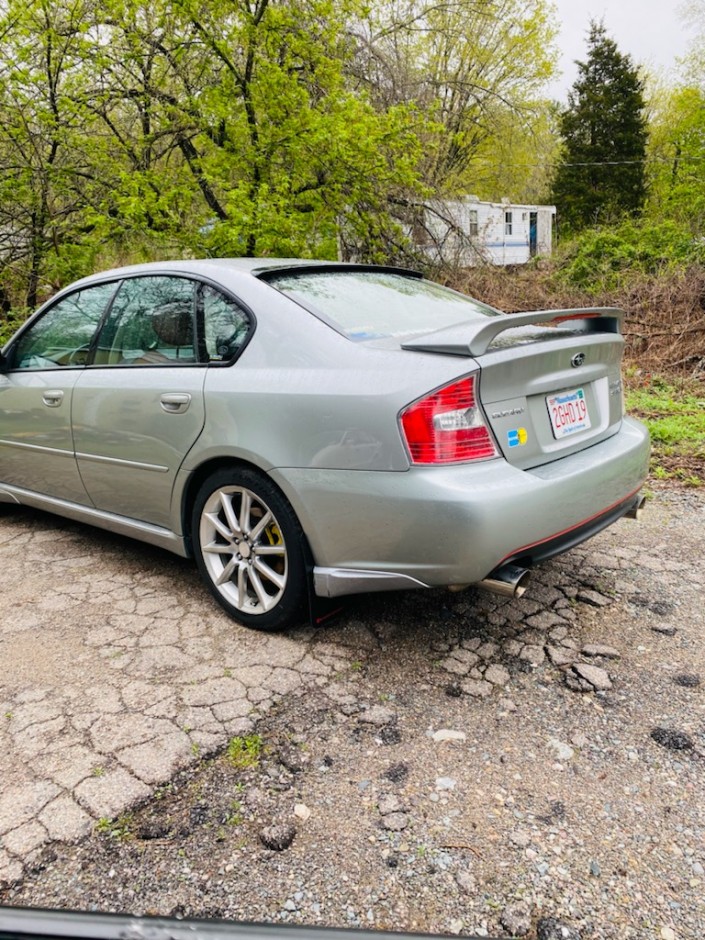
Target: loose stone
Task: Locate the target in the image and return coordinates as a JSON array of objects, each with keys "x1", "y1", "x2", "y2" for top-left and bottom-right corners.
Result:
[
  {"x1": 378, "y1": 794, "x2": 403, "y2": 816},
  {"x1": 651, "y1": 625, "x2": 677, "y2": 636},
  {"x1": 500, "y1": 902, "x2": 532, "y2": 937},
  {"x1": 359, "y1": 705, "x2": 397, "y2": 726},
  {"x1": 432, "y1": 729, "x2": 467, "y2": 743},
  {"x1": 380, "y1": 812, "x2": 408, "y2": 832},
  {"x1": 673, "y1": 674, "x2": 701, "y2": 688},
  {"x1": 548, "y1": 738, "x2": 575, "y2": 762},
  {"x1": 572, "y1": 663, "x2": 613, "y2": 691},
  {"x1": 536, "y1": 916, "x2": 582, "y2": 940},
  {"x1": 260, "y1": 822, "x2": 296, "y2": 851},
  {"x1": 650, "y1": 727, "x2": 694, "y2": 751},
  {"x1": 509, "y1": 829, "x2": 531, "y2": 848},
  {"x1": 576, "y1": 589, "x2": 611, "y2": 608},
  {"x1": 581, "y1": 643, "x2": 620, "y2": 659},
  {"x1": 382, "y1": 762, "x2": 409, "y2": 783},
  {"x1": 455, "y1": 870, "x2": 476, "y2": 893}
]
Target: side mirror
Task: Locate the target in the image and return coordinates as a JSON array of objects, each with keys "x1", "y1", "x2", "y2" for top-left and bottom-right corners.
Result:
[{"x1": 0, "y1": 350, "x2": 7, "y2": 374}]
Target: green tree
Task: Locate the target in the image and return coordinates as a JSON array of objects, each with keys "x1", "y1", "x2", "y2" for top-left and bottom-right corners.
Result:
[
  {"x1": 0, "y1": 0, "x2": 101, "y2": 307},
  {"x1": 551, "y1": 21, "x2": 648, "y2": 230},
  {"x1": 349, "y1": 0, "x2": 558, "y2": 195},
  {"x1": 646, "y1": 85, "x2": 705, "y2": 232}
]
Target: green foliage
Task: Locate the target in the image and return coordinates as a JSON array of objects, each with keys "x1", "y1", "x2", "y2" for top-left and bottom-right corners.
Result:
[
  {"x1": 557, "y1": 221, "x2": 705, "y2": 291},
  {"x1": 0, "y1": 310, "x2": 30, "y2": 347},
  {"x1": 225, "y1": 800, "x2": 244, "y2": 826},
  {"x1": 0, "y1": 0, "x2": 430, "y2": 301},
  {"x1": 226, "y1": 734, "x2": 263, "y2": 769},
  {"x1": 552, "y1": 22, "x2": 648, "y2": 230},
  {"x1": 646, "y1": 85, "x2": 705, "y2": 232},
  {"x1": 354, "y1": 0, "x2": 558, "y2": 198},
  {"x1": 96, "y1": 813, "x2": 134, "y2": 840},
  {"x1": 626, "y1": 375, "x2": 705, "y2": 486}
]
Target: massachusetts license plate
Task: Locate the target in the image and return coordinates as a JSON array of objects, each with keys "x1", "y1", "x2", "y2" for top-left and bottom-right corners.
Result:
[{"x1": 546, "y1": 387, "x2": 591, "y2": 439}]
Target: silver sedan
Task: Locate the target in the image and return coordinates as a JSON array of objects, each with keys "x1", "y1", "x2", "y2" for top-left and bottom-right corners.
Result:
[{"x1": 0, "y1": 259, "x2": 649, "y2": 630}]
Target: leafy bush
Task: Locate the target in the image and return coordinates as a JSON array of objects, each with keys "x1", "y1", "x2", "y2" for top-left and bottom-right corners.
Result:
[
  {"x1": 0, "y1": 309, "x2": 30, "y2": 347},
  {"x1": 557, "y1": 221, "x2": 705, "y2": 291}
]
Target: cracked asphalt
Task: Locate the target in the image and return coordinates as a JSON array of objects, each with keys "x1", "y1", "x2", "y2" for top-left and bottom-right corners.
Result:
[
  {"x1": 0, "y1": 508, "x2": 357, "y2": 884},
  {"x1": 1, "y1": 487, "x2": 704, "y2": 940}
]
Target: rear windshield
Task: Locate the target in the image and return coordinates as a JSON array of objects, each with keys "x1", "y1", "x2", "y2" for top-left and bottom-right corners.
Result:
[{"x1": 265, "y1": 270, "x2": 500, "y2": 340}]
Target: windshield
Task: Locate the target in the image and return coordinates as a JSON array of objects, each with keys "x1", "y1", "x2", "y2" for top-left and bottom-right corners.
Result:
[{"x1": 265, "y1": 270, "x2": 500, "y2": 340}]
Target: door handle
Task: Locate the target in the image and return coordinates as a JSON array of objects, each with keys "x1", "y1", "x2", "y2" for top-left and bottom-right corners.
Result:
[
  {"x1": 42, "y1": 390, "x2": 64, "y2": 407},
  {"x1": 160, "y1": 392, "x2": 192, "y2": 414}
]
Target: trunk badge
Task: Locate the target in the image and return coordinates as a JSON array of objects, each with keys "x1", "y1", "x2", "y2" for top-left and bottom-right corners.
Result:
[{"x1": 571, "y1": 352, "x2": 586, "y2": 367}]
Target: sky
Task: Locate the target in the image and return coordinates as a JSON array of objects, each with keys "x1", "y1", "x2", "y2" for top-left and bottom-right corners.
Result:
[{"x1": 547, "y1": 0, "x2": 693, "y2": 100}]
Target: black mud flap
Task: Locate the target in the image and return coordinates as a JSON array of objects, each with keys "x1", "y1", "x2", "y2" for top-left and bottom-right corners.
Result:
[{"x1": 301, "y1": 534, "x2": 345, "y2": 628}]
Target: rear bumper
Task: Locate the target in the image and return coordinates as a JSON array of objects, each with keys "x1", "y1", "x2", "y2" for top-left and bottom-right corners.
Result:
[
  {"x1": 499, "y1": 488, "x2": 644, "y2": 568},
  {"x1": 270, "y1": 416, "x2": 650, "y2": 595}
]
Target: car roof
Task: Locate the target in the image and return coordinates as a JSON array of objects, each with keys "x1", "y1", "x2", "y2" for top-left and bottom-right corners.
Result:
[
  {"x1": 66, "y1": 258, "x2": 421, "y2": 292},
  {"x1": 68, "y1": 258, "x2": 332, "y2": 285}
]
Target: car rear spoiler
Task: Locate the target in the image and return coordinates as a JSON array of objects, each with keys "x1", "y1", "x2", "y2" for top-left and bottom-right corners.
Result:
[{"x1": 401, "y1": 308, "x2": 624, "y2": 357}]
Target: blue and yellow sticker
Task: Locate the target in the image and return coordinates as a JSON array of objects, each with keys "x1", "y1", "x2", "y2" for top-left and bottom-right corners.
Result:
[{"x1": 507, "y1": 427, "x2": 528, "y2": 447}]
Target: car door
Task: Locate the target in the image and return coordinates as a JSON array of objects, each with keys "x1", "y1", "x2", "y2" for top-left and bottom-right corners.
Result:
[
  {"x1": 71, "y1": 275, "x2": 207, "y2": 530},
  {"x1": 0, "y1": 283, "x2": 118, "y2": 503}
]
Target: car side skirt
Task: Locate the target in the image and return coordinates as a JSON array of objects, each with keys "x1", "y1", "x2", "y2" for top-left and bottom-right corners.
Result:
[{"x1": 0, "y1": 484, "x2": 188, "y2": 557}]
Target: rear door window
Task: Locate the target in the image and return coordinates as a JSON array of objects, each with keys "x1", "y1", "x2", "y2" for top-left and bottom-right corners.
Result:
[{"x1": 94, "y1": 276, "x2": 196, "y2": 365}]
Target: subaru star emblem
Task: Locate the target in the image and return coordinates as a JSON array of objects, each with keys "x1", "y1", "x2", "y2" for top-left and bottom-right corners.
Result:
[{"x1": 571, "y1": 352, "x2": 586, "y2": 368}]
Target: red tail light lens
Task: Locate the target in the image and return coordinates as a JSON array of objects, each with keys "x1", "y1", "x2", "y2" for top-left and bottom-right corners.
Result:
[{"x1": 400, "y1": 375, "x2": 498, "y2": 464}]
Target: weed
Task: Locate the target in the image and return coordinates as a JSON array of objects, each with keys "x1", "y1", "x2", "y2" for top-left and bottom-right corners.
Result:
[
  {"x1": 227, "y1": 734, "x2": 262, "y2": 769},
  {"x1": 96, "y1": 813, "x2": 133, "y2": 840},
  {"x1": 225, "y1": 800, "x2": 243, "y2": 826},
  {"x1": 191, "y1": 741, "x2": 201, "y2": 756},
  {"x1": 91, "y1": 766, "x2": 105, "y2": 777}
]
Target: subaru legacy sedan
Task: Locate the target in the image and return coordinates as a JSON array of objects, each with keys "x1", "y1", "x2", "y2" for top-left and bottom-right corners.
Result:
[{"x1": 0, "y1": 260, "x2": 649, "y2": 631}]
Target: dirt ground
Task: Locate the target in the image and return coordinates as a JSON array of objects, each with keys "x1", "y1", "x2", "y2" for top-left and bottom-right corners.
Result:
[{"x1": 1, "y1": 484, "x2": 704, "y2": 940}]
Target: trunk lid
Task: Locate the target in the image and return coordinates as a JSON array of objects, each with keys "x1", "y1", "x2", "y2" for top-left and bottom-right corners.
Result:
[{"x1": 401, "y1": 309, "x2": 626, "y2": 471}]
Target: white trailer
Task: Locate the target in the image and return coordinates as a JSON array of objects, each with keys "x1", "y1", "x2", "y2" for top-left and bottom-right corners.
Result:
[{"x1": 413, "y1": 197, "x2": 556, "y2": 266}]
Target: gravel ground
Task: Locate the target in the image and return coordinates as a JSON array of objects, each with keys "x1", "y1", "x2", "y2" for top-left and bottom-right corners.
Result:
[{"x1": 2, "y1": 485, "x2": 704, "y2": 940}]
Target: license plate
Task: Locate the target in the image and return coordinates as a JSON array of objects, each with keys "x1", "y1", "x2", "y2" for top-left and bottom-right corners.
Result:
[{"x1": 546, "y1": 387, "x2": 591, "y2": 439}]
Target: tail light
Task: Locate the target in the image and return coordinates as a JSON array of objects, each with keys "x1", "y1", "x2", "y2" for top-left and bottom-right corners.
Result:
[{"x1": 400, "y1": 374, "x2": 498, "y2": 465}]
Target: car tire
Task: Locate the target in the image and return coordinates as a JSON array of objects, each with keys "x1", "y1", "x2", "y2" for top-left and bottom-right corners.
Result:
[{"x1": 192, "y1": 467, "x2": 308, "y2": 631}]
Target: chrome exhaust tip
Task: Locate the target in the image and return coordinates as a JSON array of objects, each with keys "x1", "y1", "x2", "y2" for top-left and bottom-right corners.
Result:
[
  {"x1": 478, "y1": 563, "x2": 531, "y2": 599},
  {"x1": 625, "y1": 494, "x2": 646, "y2": 521}
]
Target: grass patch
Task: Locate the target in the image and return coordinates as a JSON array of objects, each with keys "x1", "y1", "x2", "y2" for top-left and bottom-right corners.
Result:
[
  {"x1": 226, "y1": 734, "x2": 263, "y2": 769},
  {"x1": 625, "y1": 373, "x2": 705, "y2": 486}
]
